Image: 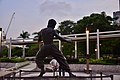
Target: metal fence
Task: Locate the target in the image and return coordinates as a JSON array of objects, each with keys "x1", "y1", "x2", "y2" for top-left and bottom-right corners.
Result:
[{"x1": 0, "y1": 70, "x2": 113, "y2": 80}]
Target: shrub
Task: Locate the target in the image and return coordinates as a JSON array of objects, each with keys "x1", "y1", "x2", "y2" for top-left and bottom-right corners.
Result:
[
  {"x1": 79, "y1": 58, "x2": 86, "y2": 64},
  {"x1": 0, "y1": 57, "x2": 26, "y2": 63},
  {"x1": 78, "y1": 58, "x2": 119, "y2": 65}
]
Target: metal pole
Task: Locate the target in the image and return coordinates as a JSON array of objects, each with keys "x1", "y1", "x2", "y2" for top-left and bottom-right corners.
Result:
[
  {"x1": 86, "y1": 30, "x2": 90, "y2": 73},
  {"x1": 110, "y1": 75, "x2": 113, "y2": 80},
  {"x1": 97, "y1": 29, "x2": 100, "y2": 59},
  {"x1": 75, "y1": 35, "x2": 77, "y2": 58},
  {"x1": 19, "y1": 70, "x2": 22, "y2": 80},
  {"x1": 100, "y1": 72, "x2": 103, "y2": 80}
]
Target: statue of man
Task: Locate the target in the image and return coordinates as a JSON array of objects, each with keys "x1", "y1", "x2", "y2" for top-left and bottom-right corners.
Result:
[{"x1": 35, "y1": 19, "x2": 76, "y2": 77}]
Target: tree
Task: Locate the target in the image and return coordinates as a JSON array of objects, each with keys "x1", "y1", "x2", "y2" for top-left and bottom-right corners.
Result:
[
  {"x1": 75, "y1": 12, "x2": 115, "y2": 33},
  {"x1": 18, "y1": 30, "x2": 30, "y2": 58},
  {"x1": 58, "y1": 20, "x2": 76, "y2": 35},
  {"x1": 57, "y1": 12, "x2": 119, "y2": 58},
  {"x1": 18, "y1": 30, "x2": 30, "y2": 39}
]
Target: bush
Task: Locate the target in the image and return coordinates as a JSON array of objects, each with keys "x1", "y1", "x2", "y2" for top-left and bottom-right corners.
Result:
[
  {"x1": 0, "y1": 57, "x2": 26, "y2": 63},
  {"x1": 79, "y1": 58, "x2": 86, "y2": 64},
  {"x1": 78, "y1": 58, "x2": 118, "y2": 65},
  {"x1": 90, "y1": 59, "x2": 107, "y2": 64}
]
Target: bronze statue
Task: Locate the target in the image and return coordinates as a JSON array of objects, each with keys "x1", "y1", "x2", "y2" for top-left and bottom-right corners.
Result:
[{"x1": 35, "y1": 19, "x2": 76, "y2": 77}]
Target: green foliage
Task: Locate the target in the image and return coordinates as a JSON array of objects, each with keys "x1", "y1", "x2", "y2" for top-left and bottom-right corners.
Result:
[
  {"x1": 2, "y1": 47, "x2": 8, "y2": 57},
  {"x1": 58, "y1": 20, "x2": 76, "y2": 35},
  {"x1": 78, "y1": 57, "x2": 119, "y2": 65},
  {"x1": 1, "y1": 44, "x2": 39, "y2": 57},
  {"x1": 79, "y1": 58, "x2": 86, "y2": 64},
  {"x1": 0, "y1": 57, "x2": 26, "y2": 63},
  {"x1": 76, "y1": 12, "x2": 115, "y2": 33},
  {"x1": 12, "y1": 47, "x2": 22, "y2": 57},
  {"x1": 62, "y1": 43, "x2": 74, "y2": 56},
  {"x1": 90, "y1": 59, "x2": 107, "y2": 64},
  {"x1": 26, "y1": 44, "x2": 39, "y2": 57},
  {"x1": 2, "y1": 47, "x2": 22, "y2": 57},
  {"x1": 57, "y1": 12, "x2": 120, "y2": 58}
]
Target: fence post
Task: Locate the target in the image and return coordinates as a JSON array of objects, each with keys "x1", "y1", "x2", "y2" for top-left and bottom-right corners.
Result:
[
  {"x1": 110, "y1": 75, "x2": 113, "y2": 80},
  {"x1": 19, "y1": 70, "x2": 22, "y2": 80},
  {"x1": 90, "y1": 71, "x2": 92, "y2": 80},
  {"x1": 100, "y1": 72, "x2": 103, "y2": 80},
  {"x1": 13, "y1": 72, "x2": 16, "y2": 80}
]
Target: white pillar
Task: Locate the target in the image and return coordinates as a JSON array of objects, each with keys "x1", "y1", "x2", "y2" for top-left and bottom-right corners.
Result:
[
  {"x1": 97, "y1": 29, "x2": 100, "y2": 59},
  {"x1": 86, "y1": 30, "x2": 90, "y2": 73},
  {"x1": 74, "y1": 35, "x2": 77, "y2": 58},
  {"x1": 22, "y1": 39, "x2": 25, "y2": 58},
  {"x1": 86, "y1": 30, "x2": 89, "y2": 55}
]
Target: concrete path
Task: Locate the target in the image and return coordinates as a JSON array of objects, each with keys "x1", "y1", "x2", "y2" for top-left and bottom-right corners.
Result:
[
  {"x1": 21, "y1": 72, "x2": 120, "y2": 80},
  {"x1": 19, "y1": 62, "x2": 36, "y2": 71},
  {"x1": 16, "y1": 62, "x2": 120, "y2": 80}
]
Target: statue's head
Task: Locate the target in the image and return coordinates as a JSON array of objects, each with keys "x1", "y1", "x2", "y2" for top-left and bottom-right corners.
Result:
[{"x1": 47, "y1": 19, "x2": 57, "y2": 29}]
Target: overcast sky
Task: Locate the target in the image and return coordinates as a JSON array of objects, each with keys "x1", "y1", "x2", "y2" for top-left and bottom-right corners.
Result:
[{"x1": 0, "y1": 0, "x2": 118, "y2": 39}]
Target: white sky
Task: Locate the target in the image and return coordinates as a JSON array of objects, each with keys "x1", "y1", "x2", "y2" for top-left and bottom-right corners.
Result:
[{"x1": 0, "y1": 0, "x2": 118, "y2": 39}]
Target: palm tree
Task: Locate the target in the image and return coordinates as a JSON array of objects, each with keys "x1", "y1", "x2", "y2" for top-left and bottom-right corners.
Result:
[
  {"x1": 18, "y1": 30, "x2": 30, "y2": 39},
  {"x1": 18, "y1": 30, "x2": 30, "y2": 58}
]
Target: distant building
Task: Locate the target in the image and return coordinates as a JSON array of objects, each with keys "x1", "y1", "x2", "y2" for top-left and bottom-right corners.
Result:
[{"x1": 113, "y1": 11, "x2": 120, "y2": 25}]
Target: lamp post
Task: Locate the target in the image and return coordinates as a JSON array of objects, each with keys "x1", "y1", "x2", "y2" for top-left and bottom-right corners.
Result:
[
  {"x1": 97, "y1": 29, "x2": 100, "y2": 59},
  {"x1": 85, "y1": 29, "x2": 90, "y2": 73},
  {"x1": 74, "y1": 35, "x2": 77, "y2": 59}
]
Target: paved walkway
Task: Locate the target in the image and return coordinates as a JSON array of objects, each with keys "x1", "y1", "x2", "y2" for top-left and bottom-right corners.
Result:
[
  {"x1": 19, "y1": 72, "x2": 120, "y2": 80},
  {"x1": 1, "y1": 62, "x2": 120, "y2": 80},
  {"x1": 16, "y1": 62, "x2": 120, "y2": 80},
  {"x1": 18, "y1": 62, "x2": 36, "y2": 71},
  {"x1": 20, "y1": 72, "x2": 120, "y2": 80}
]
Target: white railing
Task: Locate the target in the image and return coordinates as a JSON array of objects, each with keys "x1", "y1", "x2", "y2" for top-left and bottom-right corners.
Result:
[
  {"x1": 4, "y1": 29, "x2": 120, "y2": 59},
  {"x1": 4, "y1": 30, "x2": 120, "y2": 45}
]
